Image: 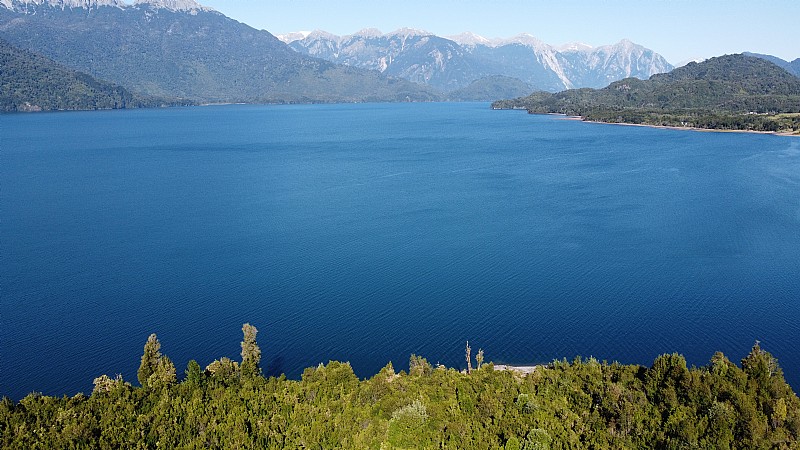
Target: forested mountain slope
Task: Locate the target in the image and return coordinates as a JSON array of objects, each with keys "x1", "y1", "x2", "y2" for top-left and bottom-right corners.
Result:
[
  {"x1": 493, "y1": 54, "x2": 800, "y2": 133},
  {"x1": 745, "y1": 52, "x2": 800, "y2": 77},
  {"x1": 0, "y1": 38, "x2": 171, "y2": 111}
]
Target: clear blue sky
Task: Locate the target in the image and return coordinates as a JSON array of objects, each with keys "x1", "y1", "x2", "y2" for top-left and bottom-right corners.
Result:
[{"x1": 199, "y1": 0, "x2": 799, "y2": 65}]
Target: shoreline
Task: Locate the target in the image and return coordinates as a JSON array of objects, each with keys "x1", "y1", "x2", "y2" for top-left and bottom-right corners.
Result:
[
  {"x1": 493, "y1": 364, "x2": 540, "y2": 374},
  {"x1": 549, "y1": 114, "x2": 800, "y2": 137}
]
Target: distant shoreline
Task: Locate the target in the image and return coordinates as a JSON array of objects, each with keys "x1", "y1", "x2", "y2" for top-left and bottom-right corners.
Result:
[{"x1": 544, "y1": 113, "x2": 800, "y2": 137}]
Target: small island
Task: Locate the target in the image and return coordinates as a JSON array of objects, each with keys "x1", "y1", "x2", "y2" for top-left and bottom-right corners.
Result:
[
  {"x1": 2, "y1": 325, "x2": 799, "y2": 449},
  {"x1": 492, "y1": 54, "x2": 800, "y2": 135}
]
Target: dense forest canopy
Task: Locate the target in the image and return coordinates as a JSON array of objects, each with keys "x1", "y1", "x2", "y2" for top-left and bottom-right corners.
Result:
[
  {"x1": 492, "y1": 54, "x2": 800, "y2": 134},
  {"x1": 2, "y1": 324, "x2": 798, "y2": 449},
  {"x1": 0, "y1": 38, "x2": 174, "y2": 112}
]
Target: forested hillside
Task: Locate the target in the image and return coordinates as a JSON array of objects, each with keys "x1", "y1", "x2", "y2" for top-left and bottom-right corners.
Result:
[
  {"x1": 448, "y1": 75, "x2": 533, "y2": 102},
  {"x1": 2, "y1": 325, "x2": 798, "y2": 449},
  {"x1": 493, "y1": 54, "x2": 800, "y2": 133},
  {"x1": 0, "y1": 39, "x2": 167, "y2": 112},
  {"x1": 745, "y1": 52, "x2": 800, "y2": 77}
]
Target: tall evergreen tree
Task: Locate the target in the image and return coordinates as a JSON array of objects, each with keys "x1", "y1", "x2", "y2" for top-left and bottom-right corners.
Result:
[
  {"x1": 138, "y1": 333, "x2": 161, "y2": 386},
  {"x1": 149, "y1": 356, "x2": 177, "y2": 389},
  {"x1": 137, "y1": 333, "x2": 176, "y2": 388},
  {"x1": 240, "y1": 323, "x2": 261, "y2": 378},
  {"x1": 185, "y1": 360, "x2": 203, "y2": 386}
]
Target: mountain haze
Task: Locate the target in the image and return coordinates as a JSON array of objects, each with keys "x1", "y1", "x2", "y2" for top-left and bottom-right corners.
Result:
[
  {"x1": 0, "y1": 0, "x2": 440, "y2": 103},
  {"x1": 282, "y1": 29, "x2": 674, "y2": 96},
  {"x1": 447, "y1": 75, "x2": 533, "y2": 102}
]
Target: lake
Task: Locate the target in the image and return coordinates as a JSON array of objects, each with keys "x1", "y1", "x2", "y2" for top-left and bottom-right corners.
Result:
[{"x1": 2, "y1": 102, "x2": 799, "y2": 400}]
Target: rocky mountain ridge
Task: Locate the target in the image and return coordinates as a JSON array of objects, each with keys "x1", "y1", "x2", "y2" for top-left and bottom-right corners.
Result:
[
  {"x1": 0, "y1": 0, "x2": 210, "y2": 11},
  {"x1": 281, "y1": 29, "x2": 674, "y2": 93}
]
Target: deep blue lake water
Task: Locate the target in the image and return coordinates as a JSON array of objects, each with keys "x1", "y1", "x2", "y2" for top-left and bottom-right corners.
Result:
[{"x1": 2, "y1": 102, "x2": 800, "y2": 400}]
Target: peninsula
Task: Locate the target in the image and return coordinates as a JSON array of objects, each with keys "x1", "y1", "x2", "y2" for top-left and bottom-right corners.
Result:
[{"x1": 492, "y1": 54, "x2": 800, "y2": 135}]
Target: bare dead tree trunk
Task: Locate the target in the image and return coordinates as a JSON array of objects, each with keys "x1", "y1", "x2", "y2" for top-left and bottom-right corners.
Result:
[{"x1": 465, "y1": 341, "x2": 472, "y2": 374}]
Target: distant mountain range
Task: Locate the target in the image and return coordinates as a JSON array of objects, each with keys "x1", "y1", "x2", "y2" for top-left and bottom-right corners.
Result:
[
  {"x1": 744, "y1": 52, "x2": 800, "y2": 77},
  {"x1": 0, "y1": 0, "x2": 440, "y2": 104},
  {"x1": 493, "y1": 54, "x2": 800, "y2": 133},
  {"x1": 0, "y1": 38, "x2": 171, "y2": 111},
  {"x1": 2, "y1": 0, "x2": 797, "y2": 110},
  {"x1": 280, "y1": 29, "x2": 674, "y2": 96}
]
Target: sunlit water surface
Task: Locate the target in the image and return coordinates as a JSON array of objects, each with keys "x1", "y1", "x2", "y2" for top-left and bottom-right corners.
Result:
[{"x1": 2, "y1": 103, "x2": 799, "y2": 399}]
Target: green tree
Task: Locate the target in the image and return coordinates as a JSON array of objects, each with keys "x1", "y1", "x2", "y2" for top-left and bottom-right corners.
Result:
[
  {"x1": 240, "y1": 323, "x2": 261, "y2": 378},
  {"x1": 741, "y1": 341, "x2": 779, "y2": 383},
  {"x1": 505, "y1": 437, "x2": 522, "y2": 450},
  {"x1": 92, "y1": 374, "x2": 127, "y2": 395},
  {"x1": 137, "y1": 333, "x2": 176, "y2": 389},
  {"x1": 772, "y1": 398, "x2": 788, "y2": 429},
  {"x1": 205, "y1": 357, "x2": 240, "y2": 385},
  {"x1": 386, "y1": 400, "x2": 433, "y2": 449},
  {"x1": 149, "y1": 355, "x2": 176, "y2": 388},
  {"x1": 409, "y1": 354, "x2": 432, "y2": 376},
  {"x1": 184, "y1": 360, "x2": 203, "y2": 386},
  {"x1": 138, "y1": 333, "x2": 161, "y2": 386},
  {"x1": 523, "y1": 428, "x2": 551, "y2": 450}
]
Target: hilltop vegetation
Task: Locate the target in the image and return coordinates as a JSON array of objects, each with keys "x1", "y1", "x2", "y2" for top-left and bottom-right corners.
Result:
[
  {"x1": 745, "y1": 52, "x2": 800, "y2": 77},
  {"x1": 0, "y1": 39, "x2": 171, "y2": 112},
  {"x1": 493, "y1": 54, "x2": 800, "y2": 133},
  {"x1": 2, "y1": 325, "x2": 799, "y2": 449}
]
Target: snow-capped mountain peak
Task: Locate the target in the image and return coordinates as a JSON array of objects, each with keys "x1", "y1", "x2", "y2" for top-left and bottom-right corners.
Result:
[
  {"x1": 285, "y1": 28, "x2": 674, "y2": 94},
  {"x1": 675, "y1": 57, "x2": 707, "y2": 68},
  {"x1": 1, "y1": 0, "x2": 125, "y2": 9},
  {"x1": 557, "y1": 42, "x2": 594, "y2": 52},
  {"x1": 502, "y1": 33, "x2": 547, "y2": 49},
  {"x1": 306, "y1": 29, "x2": 340, "y2": 41},
  {"x1": 277, "y1": 31, "x2": 311, "y2": 44},
  {"x1": 613, "y1": 38, "x2": 637, "y2": 50},
  {"x1": 351, "y1": 28, "x2": 383, "y2": 38},
  {"x1": 446, "y1": 32, "x2": 492, "y2": 47},
  {"x1": 564, "y1": 38, "x2": 673, "y2": 85},
  {"x1": 134, "y1": 0, "x2": 212, "y2": 12},
  {"x1": 386, "y1": 27, "x2": 431, "y2": 38},
  {"x1": 0, "y1": 0, "x2": 215, "y2": 11}
]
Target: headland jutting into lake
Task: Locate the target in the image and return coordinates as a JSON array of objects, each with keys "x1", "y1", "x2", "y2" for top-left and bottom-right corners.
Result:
[{"x1": 492, "y1": 54, "x2": 800, "y2": 136}]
